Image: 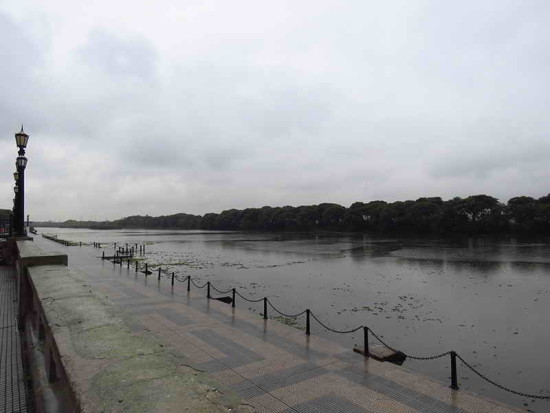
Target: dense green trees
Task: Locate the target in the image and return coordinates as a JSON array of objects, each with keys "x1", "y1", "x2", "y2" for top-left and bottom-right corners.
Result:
[{"x1": 35, "y1": 194, "x2": 550, "y2": 235}]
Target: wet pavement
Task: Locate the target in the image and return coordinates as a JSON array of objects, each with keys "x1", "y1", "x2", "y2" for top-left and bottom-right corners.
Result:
[
  {"x1": 34, "y1": 236, "x2": 522, "y2": 413},
  {"x1": 0, "y1": 265, "x2": 32, "y2": 413}
]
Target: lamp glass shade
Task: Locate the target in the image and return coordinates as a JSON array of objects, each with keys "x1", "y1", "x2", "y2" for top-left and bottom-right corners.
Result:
[
  {"x1": 15, "y1": 130, "x2": 29, "y2": 148},
  {"x1": 13, "y1": 172, "x2": 19, "y2": 181},
  {"x1": 16, "y1": 156, "x2": 28, "y2": 169}
]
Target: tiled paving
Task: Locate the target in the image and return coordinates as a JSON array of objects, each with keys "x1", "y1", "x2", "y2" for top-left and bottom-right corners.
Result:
[
  {"x1": 0, "y1": 265, "x2": 32, "y2": 413},
  {"x1": 36, "y1": 238, "x2": 521, "y2": 413}
]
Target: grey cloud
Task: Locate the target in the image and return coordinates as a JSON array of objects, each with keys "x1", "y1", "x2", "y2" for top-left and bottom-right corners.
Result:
[{"x1": 77, "y1": 29, "x2": 158, "y2": 79}]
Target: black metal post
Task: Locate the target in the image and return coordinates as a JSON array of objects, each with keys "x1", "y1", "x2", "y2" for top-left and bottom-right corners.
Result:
[
  {"x1": 207, "y1": 282, "x2": 211, "y2": 299},
  {"x1": 450, "y1": 351, "x2": 459, "y2": 390},
  {"x1": 232, "y1": 288, "x2": 236, "y2": 308},
  {"x1": 158, "y1": 267, "x2": 161, "y2": 281},
  {"x1": 145, "y1": 263, "x2": 148, "y2": 275},
  {"x1": 15, "y1": 161, "x2": 26, "y2": 237},
  {"x1": 306, "y1": 309, "x2": 311, "y2": 336},
  {"x1": 263, "y1": 298, "x2": 267, "y2": 320},
  {"x1": 102, "y1": 251, "x2": 105, "y2": 260},
  {"x1": 171, "y1": 272, "x2": 175, "y2": 286},
  {"x1": 364, "y1": 327, "x2": 370, "y2": 357},
  {"x1": 127, "y1": 259, "x2": 130, "y2": 269},
  {"x1": 187, "y1": 276, "x2": 191, "y2": 291},
  {"x1": 135, "y1": 261, "x2": 138, "y2": 272}
]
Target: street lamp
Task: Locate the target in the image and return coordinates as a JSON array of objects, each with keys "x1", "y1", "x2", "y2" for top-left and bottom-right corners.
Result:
[{"x1": 14, "y1": 126, "x2": 29, "y2": 237}]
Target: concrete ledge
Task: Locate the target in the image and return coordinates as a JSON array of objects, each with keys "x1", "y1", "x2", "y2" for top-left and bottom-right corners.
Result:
[
  {"x1": 17, "y1": 241, "x2": 67, "y2": 267},
  {"x1": 17, "y1": 243, "x2": 252, "y2": 412}
]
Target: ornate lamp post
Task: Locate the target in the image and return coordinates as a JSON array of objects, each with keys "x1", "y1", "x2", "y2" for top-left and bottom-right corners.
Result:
[{"x1": 14, "y1": 126, "x2": 29, "y2": 237}]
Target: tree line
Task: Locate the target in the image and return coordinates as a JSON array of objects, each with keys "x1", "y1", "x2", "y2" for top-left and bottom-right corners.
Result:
[{"x1": 34, "y1": 194, "x2": 550, "y2": 235}]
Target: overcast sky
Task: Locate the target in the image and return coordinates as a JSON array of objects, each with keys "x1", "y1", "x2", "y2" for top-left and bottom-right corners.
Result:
[{"x1": 1, "y1": 1, "x2": 549, "y2": 221}]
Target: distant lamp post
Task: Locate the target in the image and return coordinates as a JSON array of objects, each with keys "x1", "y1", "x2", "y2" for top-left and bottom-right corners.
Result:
[{"x1": 14, "y1": 126, "x2": 29, "y2": 237}]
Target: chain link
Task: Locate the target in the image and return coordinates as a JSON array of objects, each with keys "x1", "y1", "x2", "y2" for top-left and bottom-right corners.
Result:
[
  {"x1": 368, "y1": 329, "x2": 450, "y2": 360},
  {"x1": 190, "y1": 278, "x2": 208, "y2": 289},
  {"x1": 309, "y1": 311, "x2": 363, "y2": 334},
  {"x1": 210, "y1": 283, "x2": 233, "y2": 294},
  {"x1": 456, "y1": 354, "x2": 550, "y2": 400},
  {"x1": 235, "y1": 290, "x2": 265, "y2": 303},
  {"x1": 266, "y1": 299, "x2": 307, "y2": 318}
]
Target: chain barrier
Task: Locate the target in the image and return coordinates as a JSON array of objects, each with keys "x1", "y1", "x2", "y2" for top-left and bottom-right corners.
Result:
[
  {"x1": 309, "y1": 311, "x2": 362, "y2": 334},
  {"x1": 96, "y1": 249, "x2": 550, "y2": 401},
  {"x1": 235, "y1": 290, "x2": 265, "y2": 303},
  {"x1": 266, "y1": 299, "x2": 307, "y2": 318},
  {"x1": 210, "y1": 284, "x2": 233, "y2": 294},
  {"x1": 190, "y1": 278, "x2": 208, "y2": 289},
  {"x1": 456, "y1": 354, "x2": 550, "y2": 400},
  {"x1": 368, "y1": 328, "x2": 451, "y2": 361}
]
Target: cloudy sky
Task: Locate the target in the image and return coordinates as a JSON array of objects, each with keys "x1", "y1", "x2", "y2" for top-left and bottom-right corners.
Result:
[{"x1": 1, "y1": 0, "x2": 549, "y2": 221}]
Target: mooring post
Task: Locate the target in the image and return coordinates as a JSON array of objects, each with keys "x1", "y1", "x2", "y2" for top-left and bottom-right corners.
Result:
[
  {"x1": 450, "y1": 351, "x2": 459, "y2": 390},
  {"x1": 363, "y1": 327, "x2": 370, "y2": 357},
  {"x1": 306, "y1": 309, "x2": 311, "y2": 336},
  {"x1": 187, "y1": 276, "x2": 191, "y2": 292},
  {"x1": 158, "y1": 267, "x2": 161, "y2": 281},
  {"x1": 263, "y1": 298, "x2": 267, "y2": 320},
  {"x1": 207, "y1": 282, "x2": 211, "y2": 299},
  {"x1": 171, "y1": 272, "x2": 175, "y2": 286},
  {"x1": 232, "y1": 288, "x2": 236, "y2": 308}
]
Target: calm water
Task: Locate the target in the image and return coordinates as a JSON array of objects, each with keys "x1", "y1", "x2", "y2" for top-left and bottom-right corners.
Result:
[{"x1": 41, "y1": 228, "x2": 550, "y2": 412}]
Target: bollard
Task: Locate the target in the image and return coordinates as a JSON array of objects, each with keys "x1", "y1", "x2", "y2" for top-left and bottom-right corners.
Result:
[
  {"x1": 127, "y1": 259, "x2": 130, "y2": 269},
  {"x1": 80, "y1": 242, "x2": 81, "y2": 247},
  {"x1": 114, "y1": 243, "x2": 117, "y2": 250},
  {"x1": 102, "y1": 251, "x2": 105, "y2": 260},
  {"x1": 145, "y1": 263, "x2": 148, "y2": 275},
  {"x1": 158, "y1": 267, "x2": 161, "y2": 281},
  {"x1": 207, "y1": 282, "x2": 211, "y2": 299},
  {"x1": 171, "y1": 272, "x2": 175, "y2": 286},
  {"x1": 263, "y1": 298, "x2": 267, "y2": 320},
  {"x1": 306, "y1": 309, "x2": 311, "y2": 336},
  {"x1": 363, "y1": 327, "x2": 370, "y2": 357},
  {"x1": 187, "y1": 276, "x2": 191, "y2": 292},
  {"x1": 450, "y1": 351, "x2": 459, "y2": 390},
  {"x1": 232, "y1": 288, "x2": 236, "y2": 308}
]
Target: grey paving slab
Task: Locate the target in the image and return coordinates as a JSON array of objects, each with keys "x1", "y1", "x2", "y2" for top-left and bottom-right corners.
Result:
[{"x1": 282, "y1": 394, "x2": 368, "y2": 413}]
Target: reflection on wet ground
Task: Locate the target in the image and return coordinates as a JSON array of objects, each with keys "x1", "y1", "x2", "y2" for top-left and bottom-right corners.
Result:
[{"x1": 40, "y1": 228, "x2": 550, "y2": 412}]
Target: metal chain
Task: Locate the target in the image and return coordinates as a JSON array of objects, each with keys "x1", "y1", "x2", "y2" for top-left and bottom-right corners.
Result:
[
  {"x1": 456, "y1": 354, "x2": 550, "y2": 400},
  {"x1": 266, "y1": 299, "x2": 307, "y2": 318},
  {"x1": 210, "y1": 283, "x2": 233, "y2": 294},
  {"x1": 368, "y1": 329, "x2": 450, "y2": 360},
  {"x1": 235, "y1": 290, "x2": 265, "y2": 303},
  {"x1": 190, "y1": 278, "x2": 208, "y2": 289},
  {"x1": 309, "y1": 311, "x2": 363, "y2": 334}
]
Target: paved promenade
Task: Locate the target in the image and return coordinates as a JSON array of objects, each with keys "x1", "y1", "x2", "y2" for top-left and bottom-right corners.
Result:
[
  {"x1": 36, "y1": 237, "x2": 520, "y2": 413},
  {"x1": 0, "y1": 265, "x2": 32, "y2": 413}
]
